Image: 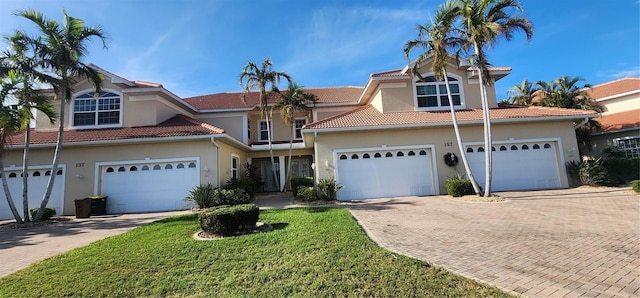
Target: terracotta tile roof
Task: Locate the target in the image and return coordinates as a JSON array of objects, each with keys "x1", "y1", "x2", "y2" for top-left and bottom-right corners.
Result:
[
  {"x1": 6, "y1": 115, "x2": 224, "y2": 147},
  {"x1": 595, "y1": 109, "x2": 640, "y2": 133},
  {"x1": 183, "y1": 86, "x2": 363, "y2": 110},
  {"x1": 133, "y1": 81, "x2": 163, "y2": 88},
  {"x1": 304, "y1": 105, "x2": 598, "y2": 130},
  {"x1": 586, "y1": 77, "x2": 640, "y2": 100},
  {"x1": 371, "y1": 69, "x2": 406, "y2": 77}
]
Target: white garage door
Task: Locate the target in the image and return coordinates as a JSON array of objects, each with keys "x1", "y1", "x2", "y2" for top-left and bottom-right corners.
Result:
[
  {"x1": 336, "y1": 148, "x2": 435, "y2": 201},
  {"x1": 100, "y1": 159, "x2": 199, "y2": 214},
  {"x1": 0, "y1": 166, "x2": 65, "y2": 220},
  {"x1": 467, "y1": 141, "x2": 561, "y2": 191}
]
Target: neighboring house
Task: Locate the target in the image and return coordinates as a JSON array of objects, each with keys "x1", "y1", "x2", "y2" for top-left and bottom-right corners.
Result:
[
  {"x1": 0, "y1": 59, "x2": 598, "y2": 219},
  {"x1": 587, "y1": 77, "x2": 640, "y2": 158}
]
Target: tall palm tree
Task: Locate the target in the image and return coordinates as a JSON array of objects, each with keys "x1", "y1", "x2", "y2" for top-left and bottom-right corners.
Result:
[
  {"x1": 16, "y1": 9, "x2": 106, "y2": 221},
  {"x1": 272, "y1": 82, "x2": 317, "y2": 192},
  {"x1": 239, "y1": 58, "x2": 291, "y2": 191},
  {"x1": 457, "y1": 0, "x2": 533, "y2": 197},
  {"x1": 403, "y1": 0, "x2": 482, "y2": 195},
  {"x1": 507, "y1": 79, "x2": 536, "y2": 105},
  {"x1": 2, "y1": 34, "x2": 57, "y2": 222}
]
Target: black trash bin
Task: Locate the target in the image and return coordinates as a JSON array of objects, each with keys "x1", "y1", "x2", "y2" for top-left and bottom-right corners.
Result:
[
  {"x1": 74, "y1": 198, "x2": 92, "y2": 218},
  {"x1": 89, "y1": 195, "x2": 108, "y2": 216}
]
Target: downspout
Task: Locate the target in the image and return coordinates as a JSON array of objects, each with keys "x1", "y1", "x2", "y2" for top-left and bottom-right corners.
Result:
[
  {"x1": 574, "y1": 117, "x2": 590, "y2": 129},
  {"x1": 210, "y1": 137, "x2": 220, "y2": 187},
  {"x1": 313, "y1": 132, "x2": 318, "y2": 190}
]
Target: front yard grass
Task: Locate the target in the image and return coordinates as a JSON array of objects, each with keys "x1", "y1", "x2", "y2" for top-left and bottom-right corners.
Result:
[{"x1": 0, "y1": 208, "x2": 510, "y2": 297}]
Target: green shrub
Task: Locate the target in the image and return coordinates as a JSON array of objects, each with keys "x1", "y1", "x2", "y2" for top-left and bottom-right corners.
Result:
[
  {"x1": 566, "y1": 159, "x2": 608, "y2": 186},
  {"x1": 224, "y1": 178, "x2": 258, "y2": 198},
  {"x1": 317, "y1": 177, "x2": 341, "y2": 201},
  {"x1": 199, "y1": 204, "x2": 259, "y2": 236},
  {"x1": 296, "y1": 186, "x2": 318, "y2": 202},
  {"x1": 291, "y1": 177, "x2": 314, "y2": 197},
  {"x1": 30, "y1": 208, "x2": 56, "y2": 220},
  {"x1": 602, "y1": 158, "x2": 640, "y2": 186},
  {"x1": 185, "y1": 183, "x2": 216, "y2": 208},
  {"x1": 632, "y1": 180, "x2": 640, "y2": 193},
  {"x1": 213, "y1": 188, "x2": 253, "y2": 206},
  {"x1": 444, "y1": 176, "x2": 474, "y2": 197}
]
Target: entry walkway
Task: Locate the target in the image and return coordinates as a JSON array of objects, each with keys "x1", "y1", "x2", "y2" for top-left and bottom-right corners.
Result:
[{"x1": 346, "y1": 187, "x2": 639, "y2": 297}]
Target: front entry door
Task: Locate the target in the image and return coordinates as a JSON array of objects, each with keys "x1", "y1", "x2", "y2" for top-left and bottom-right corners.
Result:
[{"x1": 261, "y1": 161, "x2": 278, "y2": 192}]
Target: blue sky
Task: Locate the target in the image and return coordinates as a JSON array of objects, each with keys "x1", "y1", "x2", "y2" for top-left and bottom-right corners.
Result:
[{"x1": 1, "y1": 0, "x2": 639, "y2": 100}]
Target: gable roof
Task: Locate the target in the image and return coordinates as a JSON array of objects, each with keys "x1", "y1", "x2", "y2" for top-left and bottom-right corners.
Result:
[
  {"x1": 594, "y1": 109, "x2": 640, "y2": 133},
  {"x1": 303, "y1": 105, "x2": 598, "y2": 131},
  {"x1": 183, "y1": 86, "x2": 364, "y2": 110},
  {"x1": 586, "y1": 77, "x2": 640, "y2": 100},
  {"x1": 6, "y1": 115, "x2": 224, "y2": 147}
]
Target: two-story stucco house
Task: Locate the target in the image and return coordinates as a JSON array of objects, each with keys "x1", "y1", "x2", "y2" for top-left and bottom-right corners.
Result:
[{"x1": 0, "y1": 58, "x2": 598, "y2": 219}]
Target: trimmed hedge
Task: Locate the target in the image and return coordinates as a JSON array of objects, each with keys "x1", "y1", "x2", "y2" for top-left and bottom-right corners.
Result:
[
  {"x1": 199, "y1": 204, "x2": 260, "y2": 236},
  {"x1": 445, "y1": 177, "x2": 474, "y2": 197},
  {"x1": 224, "y1": 178, "x2": 258, "y2": 198},
  {"x1": 296, "y1": 186, "x2": 318, "y2": 202},
  {"x1": 212, "y1": 188, "x2": 253, "y2": 206},
  {"x1": 602, "y1": 158, "x2": 640, "y2": 186},
  {"x1": 30, "y1": 208, "x2": 56, "y2": 220},
  {"x1": 291, "y1": 177, "x2": 314, "y2": 197},
  {"x1": 632, "y1": 180, "x2": 640, "y2": 193}
]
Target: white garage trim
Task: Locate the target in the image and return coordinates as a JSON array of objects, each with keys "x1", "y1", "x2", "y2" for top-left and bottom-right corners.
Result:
[
  {"x1": 0, "y1": 164, "x2": 66, "y2": 220},
  {"x1": 464, "y1": 138, "x2": 567, "y2": 190},
  {"x1": 334, "y1": 144, "x2": 439, "y2": 200}
]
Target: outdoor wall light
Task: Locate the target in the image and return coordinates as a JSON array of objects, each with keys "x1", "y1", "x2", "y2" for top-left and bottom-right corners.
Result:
[
  {"x1": 203, "y1": 167, "x2": 209, "y2": 173},
  {"x1": 311, "y1": 163, "x2": 316, "y2": 170},
  {"x1": 324, "y1": 160, "x2": 329, "y2": 167},
  {"x1": 75, "y1": 174, "x2": 84, "y2": 180}
]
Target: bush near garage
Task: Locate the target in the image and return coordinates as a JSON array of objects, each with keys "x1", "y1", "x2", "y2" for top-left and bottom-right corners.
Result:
[
  {"x1": 296, "y1": 186, "x2": 318, "y2": 202},
  {"x1": 602, "y1": 158, "x2": 640, "y2": 186},
  {"x1": 224, "y1": 178, "x2": 258, "y2": 198},
  {"x1": 565, "y1": 159, "x2": 608, "y2": 187},
  {"x1": 291, "y1": 177, "x2": 314, "y2": 197},
  {"x1": 186, "y1": 183, "x2": 253, "y2": 209},
  {"x1": 444, "y1": 176, "x2": 475, "y2": 197},
  {"x1": 317, "y1": 177, "x2": 341, "y2": 201},
  {"x1": 199, "y1": 204, "x2": 260, "y2": 236},
  {"x1": 631, "y1": 180, "x2": 640, "y2": 193},
  {"x1": 30, "y1": 208, "x2": 56, "y2": 220},
  {"x1": 185, "y1": 183, "x2": 217, "y2": 208}
]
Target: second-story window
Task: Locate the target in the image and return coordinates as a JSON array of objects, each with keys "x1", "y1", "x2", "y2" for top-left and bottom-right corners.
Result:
[
  {"x1": 258, "y1": 120, "x2": 272, "y2": 141},
  {"x1": 294, "y1": 118, "x2": 306, "y2": 139},
  {"x1": 73, "y1": 91, "x2": 121, "y2": 127},
  {"x1": 415, "y1": 76, "x2": 463, "y2": 109}
]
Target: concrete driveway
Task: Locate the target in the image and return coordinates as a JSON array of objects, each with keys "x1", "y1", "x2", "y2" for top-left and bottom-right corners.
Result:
[
  {"x1": 0, "y1": 210, "x2": 189, "y2": 278},
  {"x1": 346, "y1": 187, "x2": 639, "y2": 297}
]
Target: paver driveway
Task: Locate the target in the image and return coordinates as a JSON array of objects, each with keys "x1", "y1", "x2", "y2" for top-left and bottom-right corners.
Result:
[{"x1": 346, "y1": 187, "x2": 639, "y2": 297}]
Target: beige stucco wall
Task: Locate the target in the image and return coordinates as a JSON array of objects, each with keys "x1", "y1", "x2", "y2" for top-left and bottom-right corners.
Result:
[
  {"x1": 3, "y1": 138, "x2": 222, "y2": 216},
  {"x1": 591, "y1": 130, "x2": 640, "y2": 157},
  {"x1": 312, "y1": 120, "x2": 579, "y2": 194},
  {"x1": 216, "y1": 140, "x2": 251, "y2": 184},
  {"x1": 248, "y1": 111, "x2": 310, "y2": 144},
  {"x1": 199, "y1": 114, "x2": 246, "y2": 142},
  {"x1": 599, "y1": 93, "x2": 639, "y2": 114}
]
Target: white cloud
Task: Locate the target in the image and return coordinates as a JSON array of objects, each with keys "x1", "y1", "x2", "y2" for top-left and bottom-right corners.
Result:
[{"x1": 599, "y1": 66, "x2": 640, "y2": 80}]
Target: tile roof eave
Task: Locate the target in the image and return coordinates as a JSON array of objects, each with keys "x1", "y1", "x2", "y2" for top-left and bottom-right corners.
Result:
[
  {"x1": 303, "y1": 113, "x2": 599, "y2": 133},
  {"x1": 591, "y1": 126, "x2": 640, "y2": 136},
  {"x1": 7, "y1": 134, "x2": 222, "y2": 150}
]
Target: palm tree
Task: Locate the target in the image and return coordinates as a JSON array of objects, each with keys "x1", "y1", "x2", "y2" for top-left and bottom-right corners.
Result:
[
  {"x1": 0, "y1": 71, "x2": 32, "y2": 223},
  {"x1": 507, "y1": 79, "x2": 536, "y2": 105},
  {"x1": 457, "y1": 0, "x2": 533, "y2": 197},
  {"x1": 239, "y1": 58, "x2": 291, "y2": 191},
  {"x1": 272, "y1": 82, "x2": 317, "y2": 192},
  {"x1": 403, "y1": 0, "x2": 482, "y2": 195},
  {"x1": 16, "y1": 9, "x2": 106, "y2": 221},
  {"x1": 2, "y1": 34, "x2": 57, "y2": 222}
]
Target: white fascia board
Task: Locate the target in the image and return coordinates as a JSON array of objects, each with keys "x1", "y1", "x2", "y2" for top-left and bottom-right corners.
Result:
[
  {"x1": 212, "y1": 134, "x2": 253, "y2": 151},
  {"x1": 7, "y1": 134, "x2": 221, "y2": 150},
  {"x1": 303, "y1": 114, "x2": 599, "y2": 134},
  {"x1": 251, "y1": 142, "x2": 307, "y2": 151},
  {"x1": 194, "y1": 111, "x2": 246, "y2": 119},
  {"x1": 313, "y1": 102, "x2": 359, "y2": 107},
  {"x1": 123, "y1": 87, "x2": 199, "y2": 113},
  {"x1": 591, "y1": 126, "x2": 640, "y2": 136},
  {"x1": 196, "y1": 107, "x2": 253, "y2": 113},
  {"x1": 358, "y1": 75, "x2": 411, "y2": 104}
]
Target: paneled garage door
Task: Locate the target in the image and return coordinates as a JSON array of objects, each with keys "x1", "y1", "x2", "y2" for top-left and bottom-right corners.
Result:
[
  {"x1": 100, "y1": 159, "x2": 199, "y2": 214},
  {"x1": 0, "y1": 166, "x2": 65, "y2": 220},
  {"x1": 336, "y1": 148, "x2": 435, "y2": 201},
  {"x1": 467, "y1": 141, "x2": 562, "y2": 191}
]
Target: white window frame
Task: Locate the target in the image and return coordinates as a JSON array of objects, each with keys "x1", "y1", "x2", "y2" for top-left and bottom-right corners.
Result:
[
  {"x1": 258, "y1": 120, "x2": 273, "y2": 142},
  {"x1": 614, "y1": 136, "x2": 640, "y2": 158},
  {"x1": 294, "y1": 118, "x2": 306, "y2": 140},
  {"x1": 70, "y1": 89, "x2": 123, "y2": 129},
  {"x1": 412, "y1": 73, "x2": 466, "y2": 111},
  {"x1": 231, "y1": 154, "x2": 240, "y2": 179}
]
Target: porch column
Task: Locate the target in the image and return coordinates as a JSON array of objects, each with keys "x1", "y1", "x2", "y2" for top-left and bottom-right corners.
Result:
[{"x1": 278, "y1": 156, "x2": 286, "y2": 191}]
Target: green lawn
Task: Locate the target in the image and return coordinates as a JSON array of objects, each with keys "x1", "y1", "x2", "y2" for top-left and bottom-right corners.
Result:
[{"x1": 0, "y1": 208, "x2": 511, "y2": 297}]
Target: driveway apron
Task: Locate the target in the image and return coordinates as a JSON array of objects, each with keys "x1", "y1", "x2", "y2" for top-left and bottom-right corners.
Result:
[{"x1": 346, "y1": 187, "x2": 639, "y2": 297}]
